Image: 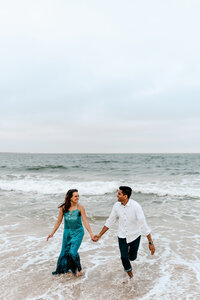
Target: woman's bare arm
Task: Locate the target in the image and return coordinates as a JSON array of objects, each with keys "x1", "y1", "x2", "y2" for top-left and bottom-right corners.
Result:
[
  {"x1": 46, "y1": 207, "x2": 64, "y2": 241},
  {"x1": 79, "y1": 205, "x2": 94, "y2": 239}
]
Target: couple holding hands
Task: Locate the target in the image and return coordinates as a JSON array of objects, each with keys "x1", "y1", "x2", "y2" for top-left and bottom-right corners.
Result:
[{"x1": 47, "y1": 186, "x2": 155, "y2": 279}]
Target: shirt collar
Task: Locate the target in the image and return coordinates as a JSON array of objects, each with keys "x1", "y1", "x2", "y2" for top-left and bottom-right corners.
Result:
[{"x1": 120, "y1": 199, "x2": 131, "y2": 206}]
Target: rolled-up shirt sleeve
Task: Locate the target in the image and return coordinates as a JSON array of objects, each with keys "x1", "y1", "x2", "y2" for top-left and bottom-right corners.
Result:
[
  {"x1": 135, "y1": 203, "x2": 151, "y2": 236},
  {"x1": 105, "y1": 203, "x2": 118, "y2": 228}
]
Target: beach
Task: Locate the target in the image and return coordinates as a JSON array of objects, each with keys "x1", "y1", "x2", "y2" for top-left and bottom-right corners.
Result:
[{"x1": 0, "y1": 153, "x2": 200, "y2": 300}]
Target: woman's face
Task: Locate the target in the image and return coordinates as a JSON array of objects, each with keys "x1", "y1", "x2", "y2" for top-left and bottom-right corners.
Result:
[{"x1": 70, "y1": 191, "x2": 79, "y2": 205}]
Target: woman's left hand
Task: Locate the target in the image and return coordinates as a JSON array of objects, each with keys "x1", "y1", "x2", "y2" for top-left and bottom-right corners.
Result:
[
  {"x1": 92, "y1": 235, "x2": 99, "y2": 242},
  {"x1": 90, "y1": 233, "x2": 94, "y2": 240}
]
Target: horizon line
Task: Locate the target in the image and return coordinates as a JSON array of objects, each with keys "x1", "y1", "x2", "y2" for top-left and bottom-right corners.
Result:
[{"x1": 0, "y1": 152, "x2": 199, "y2": 155}]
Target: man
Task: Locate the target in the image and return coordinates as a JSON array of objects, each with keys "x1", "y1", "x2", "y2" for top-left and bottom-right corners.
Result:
[{"x1": 93, "y1": 186, "x2": 155, "y2": 279}]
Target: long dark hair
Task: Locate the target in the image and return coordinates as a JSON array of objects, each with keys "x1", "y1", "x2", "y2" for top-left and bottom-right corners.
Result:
[{"x1": 59, "y1": 189, "x2": 78, "y2": 212}]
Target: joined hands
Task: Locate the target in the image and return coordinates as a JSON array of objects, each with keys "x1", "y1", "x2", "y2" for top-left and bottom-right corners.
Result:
[{"x1": 91, "y1": 235, "x2": 99, "y2": 242}]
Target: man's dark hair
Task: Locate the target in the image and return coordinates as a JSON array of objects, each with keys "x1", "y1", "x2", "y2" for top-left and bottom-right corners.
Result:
[{"x1": 119, "y1": 186, "x2": 132, "y2": 199}]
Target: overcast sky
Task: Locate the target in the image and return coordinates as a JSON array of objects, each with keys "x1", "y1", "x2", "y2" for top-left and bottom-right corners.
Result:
[{"x1": 0, "y1": 0, "x2": 200, "y2": 153}]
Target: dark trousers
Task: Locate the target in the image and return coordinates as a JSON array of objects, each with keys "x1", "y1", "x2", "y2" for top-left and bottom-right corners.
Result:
[{"x1": 118, "y1": 235, "x2": 141, "y2": 272}]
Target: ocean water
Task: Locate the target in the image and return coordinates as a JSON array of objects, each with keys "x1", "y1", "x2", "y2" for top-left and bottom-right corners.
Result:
[{"x1": 0, "y1": 153, "x2": 200, "y2": 300}]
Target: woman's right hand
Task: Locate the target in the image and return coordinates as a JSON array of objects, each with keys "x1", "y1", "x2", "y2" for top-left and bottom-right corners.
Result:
[{"x1": 46, "y1": 233, "x2": 53, "y2": 241}]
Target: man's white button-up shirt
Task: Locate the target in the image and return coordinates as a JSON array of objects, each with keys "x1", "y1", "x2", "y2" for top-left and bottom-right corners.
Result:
[{"x1": 105, "y1": 199, "x2": 151, "y2": 243}]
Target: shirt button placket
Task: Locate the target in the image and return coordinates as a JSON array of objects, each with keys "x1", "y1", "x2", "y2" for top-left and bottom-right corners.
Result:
[{"x1": 124, "y1": 206, "x2": 128, "y2": 238}]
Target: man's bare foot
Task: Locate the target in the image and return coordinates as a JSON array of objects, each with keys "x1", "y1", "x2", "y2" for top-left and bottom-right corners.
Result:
[
  {"x1": 76, "y1": 270, "x2": 83, "y2": 277},
  {"x1": 127, "y1": 270, "x2": 133, "y2": 279}
]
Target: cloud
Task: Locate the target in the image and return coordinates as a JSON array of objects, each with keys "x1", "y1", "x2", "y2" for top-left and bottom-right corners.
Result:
[{"x1": 0, "y1": 0, "x2": 200, "y2": 152}]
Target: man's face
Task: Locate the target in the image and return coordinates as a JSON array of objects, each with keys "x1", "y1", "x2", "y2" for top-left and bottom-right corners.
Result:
[{"x1": 117, "y1": 189, "x2": 127, "y2": 202}]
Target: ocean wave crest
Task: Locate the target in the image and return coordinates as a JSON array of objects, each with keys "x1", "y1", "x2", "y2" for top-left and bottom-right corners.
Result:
[
  {"x1": 0, "y1": 179, "x2": 118, "y2": 195},
  {"x1": 0, "y1": 178, "x2": 200, "y2": 199},
  {"x1": 133, "y1": 183, "x2": 200, "y2": 199},
  {"x1": 26, "y1": 165, "x2": 68, "y2": 171}
]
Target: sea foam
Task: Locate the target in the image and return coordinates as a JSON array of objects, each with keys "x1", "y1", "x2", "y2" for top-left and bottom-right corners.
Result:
[{"x1": 1, "y1": 177, "x2": 200, "y2": 198}]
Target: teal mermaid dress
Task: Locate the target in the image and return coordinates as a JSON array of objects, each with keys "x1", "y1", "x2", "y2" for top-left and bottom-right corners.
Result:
[{"x1": 52, "y1": 209, "x2": 84, "y2": 275}]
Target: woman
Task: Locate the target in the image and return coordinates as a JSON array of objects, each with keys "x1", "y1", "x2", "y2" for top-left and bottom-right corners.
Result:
[{"x1": 47, "y1": 189, "x2": 94, "y2": 277}]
